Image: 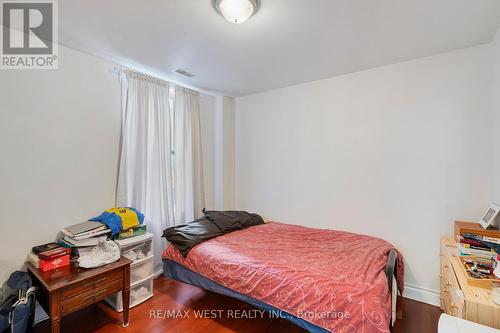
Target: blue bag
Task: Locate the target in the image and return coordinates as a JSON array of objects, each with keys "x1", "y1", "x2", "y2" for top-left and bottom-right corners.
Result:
[{"x1": 0, "y1": 271, "x2": 37, "y2": 333}]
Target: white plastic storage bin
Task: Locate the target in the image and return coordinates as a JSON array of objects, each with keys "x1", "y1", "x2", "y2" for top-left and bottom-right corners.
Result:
[
  {"x1": 105, "y1": 275, "x2": 154, "y2": 312},
  {"x1": 107, "y1": 232, "x2": 155, "y2": 312},
  {"x1": 115, "y1": 233, "x2": 153, "y2": 262},
  {"x1": 130, "y1": 256, "x2": 154, "y2": 285}
]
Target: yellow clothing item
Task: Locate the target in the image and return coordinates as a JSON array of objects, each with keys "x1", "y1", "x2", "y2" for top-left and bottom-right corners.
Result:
[{"x1": 105, "y1": 208, "x2": 140, "y2": 230}]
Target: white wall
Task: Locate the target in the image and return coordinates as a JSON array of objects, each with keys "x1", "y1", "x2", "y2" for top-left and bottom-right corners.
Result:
[
  {"x1": 235, "y1": 43, "x2": 495, "y2": 300},
  {"x1": 0, "y1": 45, "x2": 122, "y2": 283},
  {"x1": 0, "y1": 44, "x2": 221, "y2": 286}
]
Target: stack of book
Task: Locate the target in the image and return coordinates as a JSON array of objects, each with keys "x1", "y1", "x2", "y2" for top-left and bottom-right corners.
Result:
[
  {"x1": 57, "y1": 221, "x2": 111, "y2": 256},
  {"x1": 456, "y1": 234, "x2": 499, "y2": 260},
  {"x1": 28, "y1": 243, "x2": 71, "y2": 271},
  {"x1": 455, "y1": 221, "x2": 500, "y2": 261}
]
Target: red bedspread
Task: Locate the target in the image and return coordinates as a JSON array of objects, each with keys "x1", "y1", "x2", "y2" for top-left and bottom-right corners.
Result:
[{"x1": 163, "y1": 222, "x2": 404, "y2": 333}]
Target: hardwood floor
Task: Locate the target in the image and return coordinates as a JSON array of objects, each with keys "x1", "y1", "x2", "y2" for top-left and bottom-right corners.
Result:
[{"x1": 33, "y1": 276, "x2": 442, "y2": 333}]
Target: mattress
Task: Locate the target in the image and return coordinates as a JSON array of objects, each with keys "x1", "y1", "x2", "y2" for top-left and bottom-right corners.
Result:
[
  {"x1": 163, "y1": 258, "x2": 328, "y2": 332},
  {"x1": 163, "y1": 222, "x2": 404, "y2": 332}
]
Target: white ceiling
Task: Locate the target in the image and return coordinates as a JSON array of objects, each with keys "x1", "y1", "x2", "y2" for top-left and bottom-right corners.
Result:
[{"x1": 60, "y1": 0, "x2": 500, "y2": 96}]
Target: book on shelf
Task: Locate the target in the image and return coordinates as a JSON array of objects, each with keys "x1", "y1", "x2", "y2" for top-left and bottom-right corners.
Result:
[
  {"x1": 456, "y1": 234, "x2": 498, "y2": 251},
  {"x1": 463, "y1": 233, "x2": 500, "y2": 251},
  {"x1": 27, "y1": 252, "x2": 39, "y2": 267},
  {"x1": 56, "y1": 236, "x2": 94, "y2": 249},
  {"x1": 463, "y1": 232, "x2": 500, "y2": 244},
  {"x1": 60, "y1": 227, "x2": 110, "y2": 240},
  {"x1": 458, "y1": 243, "x2": 497, "y2": 259},
  {"x1": 38, "y1": 247, "x2": 71, "y2": 261},
  {"x1": 57, "y1": 237, "x2": 76, "y2": 249},
  {"x1": 63, "y1": 221, "x2": 108, "y2": 238},
  {"x1": 32, "y1": 242, "x2": 60, "y2": 255},
  {"x1": 62, "y1": 235, "x2": 107, "y2": 247}
]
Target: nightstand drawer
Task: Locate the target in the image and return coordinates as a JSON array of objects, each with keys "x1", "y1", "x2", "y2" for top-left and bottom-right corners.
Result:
[
  {"x1": 61, "y1": 269, "x2": 123, "y2": 300},
  {"x1": 61, "y1": 279, "x2": 123, "y2": 314},
  {"x1": 61, "y1": 291, "x2": 95, "y2": 314}
]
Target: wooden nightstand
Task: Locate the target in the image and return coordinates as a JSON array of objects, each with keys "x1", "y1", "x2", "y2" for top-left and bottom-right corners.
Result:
[
  {"x1": 440, "y1": 236, "x2": 500, "y2": 329},
  {"x1": 27, "y1": 256, "x2": 132, "y2": 333}
]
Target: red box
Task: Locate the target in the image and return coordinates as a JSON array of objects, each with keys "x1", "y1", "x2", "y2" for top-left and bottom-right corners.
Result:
[{"x1": 39, "y1": 254, "x2": 70, "y2": 272}]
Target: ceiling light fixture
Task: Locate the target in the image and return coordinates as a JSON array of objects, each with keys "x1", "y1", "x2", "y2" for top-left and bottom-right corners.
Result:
[{"x1": 213, "y1": 0, "x2": 260, "y2": 24}]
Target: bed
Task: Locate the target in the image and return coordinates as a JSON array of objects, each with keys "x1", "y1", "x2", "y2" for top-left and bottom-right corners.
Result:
[{"x1": 163, "y1": 221, "x2": 403, "y2": 333}]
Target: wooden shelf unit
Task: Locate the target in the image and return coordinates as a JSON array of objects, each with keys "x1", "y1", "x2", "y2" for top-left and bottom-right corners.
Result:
[{"x1": 440, "y1": 236, "x2": 500, "y2": 329}]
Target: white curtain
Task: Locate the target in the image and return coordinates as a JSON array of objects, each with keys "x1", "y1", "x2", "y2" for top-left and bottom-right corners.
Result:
[
  {"x1": 174, "y1": 86, "x2": 205, "y2": 224},
  {"x1": 117, "y1": 71, "x2": 175, "y2": 273},
  {"x1": 117, "y1": 71, "x2": 205, "y2": 273}
]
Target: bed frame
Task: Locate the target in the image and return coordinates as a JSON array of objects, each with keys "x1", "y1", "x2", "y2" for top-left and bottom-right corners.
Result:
[
  {"x1": 386, "y1": 249, "x2": 399, "y2": 332},
  {"x1": 164, "y1": 249, "x2": 401, "y2": 333}
]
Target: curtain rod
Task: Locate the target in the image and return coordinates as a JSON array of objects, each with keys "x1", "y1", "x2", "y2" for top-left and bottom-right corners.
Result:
[{"x1": 109, "y1": 65, "x2": 222, "y2": 98}]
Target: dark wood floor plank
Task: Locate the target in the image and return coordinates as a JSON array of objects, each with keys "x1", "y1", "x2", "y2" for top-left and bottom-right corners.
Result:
[{"x1": 33, "y1": 276, "x2": 442, "y2": 333}]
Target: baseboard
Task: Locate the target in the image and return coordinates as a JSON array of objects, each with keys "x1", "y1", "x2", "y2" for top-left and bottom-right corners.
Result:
[{"x1": 403, "y1": 284, "x2": 441, "y2": 307}]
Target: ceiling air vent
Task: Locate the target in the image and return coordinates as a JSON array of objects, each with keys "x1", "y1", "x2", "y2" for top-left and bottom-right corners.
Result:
[{"x1": 174, "y1": 69, "x2": 195, "y2": 78}]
